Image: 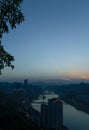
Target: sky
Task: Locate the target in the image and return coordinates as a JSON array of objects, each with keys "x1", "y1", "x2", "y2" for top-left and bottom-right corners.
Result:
[{"x1": 1, "y1": 0, "x2": 89, "y2": 82}]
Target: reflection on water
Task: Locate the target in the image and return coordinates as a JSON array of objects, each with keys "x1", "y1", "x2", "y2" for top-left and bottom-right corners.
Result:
[
  {"x1": 32, "y1": 93, "x2": 89, "y2": 130},
  {"x1": 32, "y1": 93, "x2": 59, "y2": 112},
  {"x1": 63, "y1": 103, "x2": 89, "y2": 130}
]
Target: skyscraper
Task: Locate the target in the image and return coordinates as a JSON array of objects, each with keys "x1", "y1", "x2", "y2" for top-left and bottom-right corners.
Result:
[
  {"x1": 40, "y1": 104, "x2": 48, "y2": 129},
  {"x1": 48, "y1": 98, "x2": 63, "y2": 130},
  {"x1": 40, "y1": 98, "x2": 63, "y2": 130},
  {"x1": 24, "y1": 79, "x2": 28, "y2": 86}
]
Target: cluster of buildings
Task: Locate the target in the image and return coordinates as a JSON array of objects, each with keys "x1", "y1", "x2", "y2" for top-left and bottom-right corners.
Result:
[{"x1": 40, "y1": 98, "x2": 65, "y2": 130}]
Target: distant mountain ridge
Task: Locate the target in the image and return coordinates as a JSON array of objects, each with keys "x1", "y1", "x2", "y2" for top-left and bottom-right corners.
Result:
[{"x1": 31, "y1": 79, "x2": 89, "y2": 87}]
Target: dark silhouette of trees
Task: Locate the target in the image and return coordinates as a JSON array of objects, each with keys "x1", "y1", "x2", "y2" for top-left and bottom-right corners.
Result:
[{"x1": 0, "y1": 0, "x2": 24, "y2": 74}]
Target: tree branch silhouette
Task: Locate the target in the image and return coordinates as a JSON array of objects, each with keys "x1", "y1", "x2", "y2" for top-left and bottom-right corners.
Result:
[{"x1": 0, "y1": 0, "x2": 24, "y2": 74}]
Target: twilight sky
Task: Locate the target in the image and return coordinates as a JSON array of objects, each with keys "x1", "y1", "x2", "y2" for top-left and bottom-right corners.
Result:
[{"x1": 1, "y1": 0, "x2": 89, "y2": 82}]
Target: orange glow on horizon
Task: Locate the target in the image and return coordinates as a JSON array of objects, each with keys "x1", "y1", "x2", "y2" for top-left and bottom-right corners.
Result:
[
  {"x1": 68, "y1": 72, "x2": 89, "y2": 80},
  {"x1": 60, "y1": 71, "x2": 89, "y2": 80},
  {"x1": 79, "y1": 75, "x2": 89, "y2": 79}
]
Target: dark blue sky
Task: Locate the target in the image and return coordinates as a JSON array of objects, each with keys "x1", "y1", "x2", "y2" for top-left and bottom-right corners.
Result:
[{"x1": 1, "y1": 0, "x2": 89, "y2": 82}]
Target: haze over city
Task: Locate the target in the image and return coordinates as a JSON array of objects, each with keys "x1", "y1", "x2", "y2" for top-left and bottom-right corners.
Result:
[{"x1": 1, "y1": 0, "x2": 89, "y2": 82}]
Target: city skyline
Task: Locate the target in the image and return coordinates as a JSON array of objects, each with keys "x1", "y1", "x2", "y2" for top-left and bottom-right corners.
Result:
[{"x1": 1, "y1": 0, "x2": 89, "y2": 82}]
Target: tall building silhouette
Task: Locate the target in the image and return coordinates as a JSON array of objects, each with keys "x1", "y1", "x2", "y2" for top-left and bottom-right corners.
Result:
[
  {"x1": 40, "y1": 104, "x2": 48, "y2": 129},
  {"x1": 40, "y1": 98, "x2": 63, "y2": 130},
  {"x1": 48, "y1": 98, "x2": 63, "y2": 130},
  {"x1": 24, "y1": 79, "x2": 28, "y2": 86}
]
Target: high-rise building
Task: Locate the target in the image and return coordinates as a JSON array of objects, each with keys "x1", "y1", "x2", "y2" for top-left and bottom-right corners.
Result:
[
  {"x1": 24, "y1": 79, "x2": 28, "y2": 86},
  {"x1": 40, "y1": 104, "x2": 48, "y2": 129},
  {"x1": 48, "y1": 98, "x2": 63, "y2": 130},
  {"x1": 40, "y1": 98, "x2": 63, "y2": 130}
]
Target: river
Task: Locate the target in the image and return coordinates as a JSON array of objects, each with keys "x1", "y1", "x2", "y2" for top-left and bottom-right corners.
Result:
[{"x1": 32, "y1": 92, "x2": 89, "y2": 130}]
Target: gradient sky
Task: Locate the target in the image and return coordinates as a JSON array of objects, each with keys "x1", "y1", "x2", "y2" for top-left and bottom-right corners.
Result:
[{"x1": 1, "y1": 0, "x2": 89, "y2": 82}]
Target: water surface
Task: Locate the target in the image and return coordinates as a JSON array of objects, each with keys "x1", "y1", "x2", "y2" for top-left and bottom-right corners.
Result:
[{"x1": 32, "y1": 93, "x2": 89, "y2": 130}]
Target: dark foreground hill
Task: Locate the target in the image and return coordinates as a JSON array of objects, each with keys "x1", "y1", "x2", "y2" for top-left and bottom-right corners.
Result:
[{"x1": 0, "y1": 92, "x2": 39, "y2": 130}]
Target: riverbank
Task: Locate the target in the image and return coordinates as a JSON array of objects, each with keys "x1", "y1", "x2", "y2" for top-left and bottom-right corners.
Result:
[
  {"x1": 60, "y1": 95, "x2": 89, "y2": 114},
  {"x1": 31, "y1": 93, "x2": 69, "y2": 130},
  {"x1": 32, "y1": 92, "x2": 89, "y2": 130}
]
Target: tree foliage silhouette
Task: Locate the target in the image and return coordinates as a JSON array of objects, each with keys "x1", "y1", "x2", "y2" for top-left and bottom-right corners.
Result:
[{"x1": 0, "y1": 0, "x2": 24, "y2": 74}]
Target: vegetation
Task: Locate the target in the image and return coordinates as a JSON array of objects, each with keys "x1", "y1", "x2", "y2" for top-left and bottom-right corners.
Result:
[
  {"x1": 0, "y1": 83, "x2": 43, "y2": 130},
  {"x1": 0, "y1": 0, "x2": 24, "y2": 74}
]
